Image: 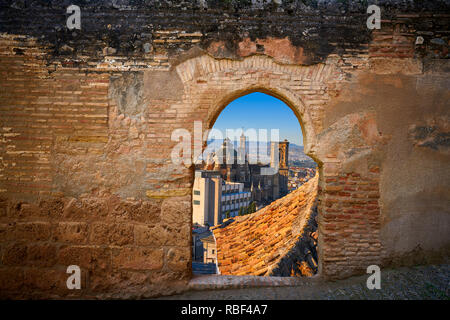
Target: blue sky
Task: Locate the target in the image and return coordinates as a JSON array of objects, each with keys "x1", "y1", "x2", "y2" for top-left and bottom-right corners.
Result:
[{"x1": 210, "y1": 92, "x2": 304, "y2": 146}]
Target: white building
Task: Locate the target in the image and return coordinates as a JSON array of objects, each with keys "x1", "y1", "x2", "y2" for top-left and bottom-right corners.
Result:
[
  {"x1": 220, "y1": 181, "x2": 251, "y2": 219},
  {"x1": 193, "y1": 170, "x2": 252, "y2": 226},
  {"x1": 192, "y1": 170, "x2": 222, "y2": 226}
]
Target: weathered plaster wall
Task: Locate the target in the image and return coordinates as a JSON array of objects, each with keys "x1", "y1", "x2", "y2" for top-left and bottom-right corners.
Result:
[
  {"x1": 0, "y1": 0, "x2": 449, "y2": 298},
  {"x1": 320, "y1": 61, "x2": 450, "y2": 271}
]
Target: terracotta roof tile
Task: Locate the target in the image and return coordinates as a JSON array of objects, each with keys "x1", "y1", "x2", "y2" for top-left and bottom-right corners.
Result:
[{"x1": 213, "y1": 175, "x2": 318, "y2": 276}]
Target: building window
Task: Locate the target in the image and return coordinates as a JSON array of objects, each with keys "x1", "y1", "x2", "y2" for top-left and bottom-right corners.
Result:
[
  {"x1": 193, "y1": 190, "x2": 200, "y2": 195},
  {"x1": 193, "y1": 200, "x2": 200, "y2": 205}
]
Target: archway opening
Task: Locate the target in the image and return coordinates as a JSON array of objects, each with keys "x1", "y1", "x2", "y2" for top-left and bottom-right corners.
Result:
[{"x1": 191, "y1": 92, "x2": 320, "y2": 278}]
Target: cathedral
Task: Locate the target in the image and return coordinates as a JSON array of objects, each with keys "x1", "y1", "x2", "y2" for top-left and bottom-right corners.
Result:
[{"x1": 203, "y1": 133, "x2": 289, "y2": 208}]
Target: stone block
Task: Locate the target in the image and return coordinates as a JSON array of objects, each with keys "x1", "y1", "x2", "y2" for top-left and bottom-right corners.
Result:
[
  {"x1": 52, "y1": 222, "x2": 88, "y2": 244},
  {"x1": 0, "y1": 267, "x2": 24, "y2": 294},
  {"x1": 2, "y1": 243, "x2": 27, "y2": 266},
  {"x1": 26, "y1": 244, "x2": 57, "y2": 267},
  {"x1": 57, "y1": 245, "x2": 111, "y2": 271},
  {"x1": 112, "y1": 247, "x2": 164, "y2": 271},
  {"x1": 166, "y1": 247, "x2": 191, "y2": 272},
  {"x1": 146, "y1": 188, "x2": 191, "y2": 199},
  {"x1": 15, "y1": 222, "x2": 51, "y2": 241},
  {"x1": 89, "y1": 223, "x2": 134, "y2": 246}
]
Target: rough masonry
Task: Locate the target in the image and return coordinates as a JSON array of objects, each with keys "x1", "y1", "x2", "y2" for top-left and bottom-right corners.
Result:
[{"x1": 0, "y1": 0, "x2": 449, "y2": 298}]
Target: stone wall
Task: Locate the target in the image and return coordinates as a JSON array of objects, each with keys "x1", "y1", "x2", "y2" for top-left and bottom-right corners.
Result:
[{"x1": 0, "y1": 1, "x2": 449, "y2": 298}]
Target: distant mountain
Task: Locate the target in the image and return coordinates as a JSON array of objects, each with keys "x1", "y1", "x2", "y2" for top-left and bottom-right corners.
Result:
[{"x1": 288, "y1": 144, "x2": 311, "y2": 162}]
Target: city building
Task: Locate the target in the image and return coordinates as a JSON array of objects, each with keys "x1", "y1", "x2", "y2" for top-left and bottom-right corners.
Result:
[
  {"x1": 220, "y1": 181, "x2": 252, "y2": 219},
  {"x1": 192, "y1": 170, "x2": 222, "y2": 226},
  {"x1": 202, "y1": 133, "x2": 290, "y2": 209},
  {"x1": 200, "y1": 234, "x2": 217, "y2": 264},
  {"x1": 192, "y1": 170, "x2": 252, "y2": 227},
  {"x1": 192, "y1": 225, "x2": 211, "y2": 262}
]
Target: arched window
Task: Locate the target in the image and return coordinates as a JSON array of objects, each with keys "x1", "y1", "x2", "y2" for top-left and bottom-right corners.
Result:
[{"x1": 192, "y1": 92, "x2": 319, "y2": 278}]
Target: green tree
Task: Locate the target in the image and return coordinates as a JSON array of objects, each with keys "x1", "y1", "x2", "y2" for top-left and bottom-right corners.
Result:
[
  {"x1": 248, "y1": 201, "x2": 256, "y2": 214},
  {"x1": 225, "y1": 210, "x2": 230, "y2": 219},
  {"x1": 238, "y1": 207, "x2": 244, "y2": 216}
]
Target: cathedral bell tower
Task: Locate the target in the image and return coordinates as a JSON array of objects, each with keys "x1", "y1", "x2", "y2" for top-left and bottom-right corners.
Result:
[
  {"x1": 238, "y1": 131, "x2": 247, "y2": 165},
  {"x1": 278, "y1": 139, "x2": 289, "y2": 196}
]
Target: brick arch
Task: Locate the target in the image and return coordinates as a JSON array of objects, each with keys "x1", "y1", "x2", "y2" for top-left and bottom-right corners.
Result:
[
  {"x1": 176, "y1": 54, "x2": 331, "y2": 275},
  {"x1": 206, "y1": 86, "x2": 321, "y2": 165},
  {"x1": 174, "y1": 54, "x2": 335, "y2": 164},
  {"x1": 175, "y1": 53, "x2": 384, "y2": 280}
]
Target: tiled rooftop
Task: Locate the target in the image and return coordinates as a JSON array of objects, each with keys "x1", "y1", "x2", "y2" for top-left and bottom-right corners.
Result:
[{"x1": 213, "y1": 174, "x2": 318, "y2": 276}]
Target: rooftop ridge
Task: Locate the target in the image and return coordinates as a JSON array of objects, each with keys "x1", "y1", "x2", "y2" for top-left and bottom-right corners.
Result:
[{"x1": 213, "y1": 174, "x2": 319, "y2": 276}]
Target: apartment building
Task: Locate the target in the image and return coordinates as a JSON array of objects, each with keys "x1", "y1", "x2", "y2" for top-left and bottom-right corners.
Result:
[
  {"x1": 193, "y1": 170, "x2": 252, "y2": 226},
  {"x1": 220, "y1": 181, "x2": 252, "y2": 219}
]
